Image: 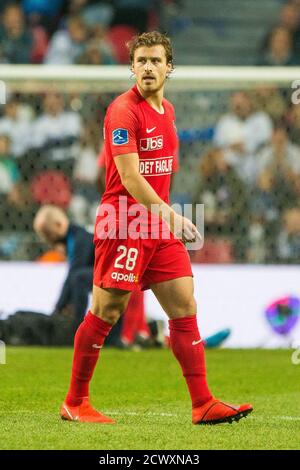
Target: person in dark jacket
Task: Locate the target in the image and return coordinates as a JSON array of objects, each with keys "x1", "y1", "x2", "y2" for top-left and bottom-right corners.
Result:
[
  {"x1": 33, "y1": 205, "x2": 94, "y2": 328},
  {"x1": 0, "y1": 4, "x2": 33, "y2": 64}
]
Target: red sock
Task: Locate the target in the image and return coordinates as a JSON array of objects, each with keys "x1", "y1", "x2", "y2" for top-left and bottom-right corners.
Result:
[
  {"x1": 169, "y1": 315, "x2": 212, "y2": 408},
  {"x1": 121, "y1": 291, "x2": 150, "y2": 343},
  {"x1": 136, "y1": 292, "x2": 150, "y2": 338},
  {"x1": 121, "y1": 290, "x2": 141, "y2": 344},
  {"x1": 66, "y1": 311, "x2": 112, "y2": 406}
]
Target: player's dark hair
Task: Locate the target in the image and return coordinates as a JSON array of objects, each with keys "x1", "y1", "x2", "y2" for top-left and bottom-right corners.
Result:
[{"x1": 127, "y1": 31, "x2": 174, "y2": 70}]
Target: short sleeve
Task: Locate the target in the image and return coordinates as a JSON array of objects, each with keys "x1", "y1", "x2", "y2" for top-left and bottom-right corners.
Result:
[{"x1": 105, "y1": 102, "x2": 139, "y2": 157}]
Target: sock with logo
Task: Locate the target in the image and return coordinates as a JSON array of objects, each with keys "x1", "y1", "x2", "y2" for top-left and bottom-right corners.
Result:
[
  {"x1": 65, "y1": 311, "x2": 112, "y2": 407},
  {"x1": 169, "y1": 315, "x2": 212, "y2": 408}
]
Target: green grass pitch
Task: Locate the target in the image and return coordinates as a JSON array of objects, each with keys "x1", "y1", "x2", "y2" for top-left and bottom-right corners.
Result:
[{"x1": 0, "y1": 347, "x2": 299, "y2": 450}]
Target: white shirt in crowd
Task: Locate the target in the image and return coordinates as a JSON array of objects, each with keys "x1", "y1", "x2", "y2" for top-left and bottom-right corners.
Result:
[
  {"x1": 0, "y1": 166, "x2": 14, "y2": 194},
  {"x1": 0, "y1": 115, "x2": 32, "y2": 157},
  {"x1": 214, "y1": 111, "x2": 273, "y2": 184},
  {"x1": 256, "y1": 142, "x2": 300, "y2": 175},
  {"x1": 44, "y1": 31, "x2": 84, "y2": 65},
  {"x1": 214, "y1": 111, "x2": 273, "y2": 154},
  {"x1": 31, "y1": 112, "x2": 82, "y2": 148}
]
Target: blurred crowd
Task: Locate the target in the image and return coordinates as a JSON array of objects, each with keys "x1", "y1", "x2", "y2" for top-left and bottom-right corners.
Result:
[
  {"x1": 1, "y1": 85, "x2": 300, "y2": 265},
  {"x1": 0, "y1": 1, "x2": 300, "y2": 264},
  {"x1": 192, "y1": 88, "x2": 300, "y2": 265},
  {"x1": 0, "y1": 0, "x2": 164, "y2": 65},
  {"x1": 2, "y1": 1, "x2": 300, "y2": 66},
  {"x1": 0, "y1": 0, "x2": 300, "y2": 66},
  {"x1": 258, "y1": 0, "x2": 300, "y2": 66}
]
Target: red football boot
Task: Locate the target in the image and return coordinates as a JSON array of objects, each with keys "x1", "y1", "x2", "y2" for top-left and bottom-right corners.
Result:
[
  {"x1": 60, "y1": 397, "x2": 116, "y2": 424},
  {"x1": 192, "y1": 398, "x2": 253, "y2": 425}
]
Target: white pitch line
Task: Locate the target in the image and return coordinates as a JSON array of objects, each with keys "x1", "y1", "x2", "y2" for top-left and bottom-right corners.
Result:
[
  {"x1": 256, "y1": 416, "x2": 300, "y2": 422},
  {"x1": 105, "y1": 412, "x2": 300, "y2": 421},
  {"x1": 105, "y1": 411, "x2": 178, "y2": 417},
  {"x1": 1, "y1": 411, "x2": 300, "y2": 422}
]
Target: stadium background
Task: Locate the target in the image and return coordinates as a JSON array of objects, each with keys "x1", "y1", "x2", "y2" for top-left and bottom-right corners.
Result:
[
  {"x1": 0, "y1": 0, "x2": 300, "y2": 452},
  {"x1": 1, "y1": 0, "x2": 300, "y2": 348}
]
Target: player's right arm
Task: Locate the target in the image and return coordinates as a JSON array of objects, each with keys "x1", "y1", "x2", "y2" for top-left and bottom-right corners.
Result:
[{"x1": 114, "y1": 152, "x2": 199, "y2": 243}]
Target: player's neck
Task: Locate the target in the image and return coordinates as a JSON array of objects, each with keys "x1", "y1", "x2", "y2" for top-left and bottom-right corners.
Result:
[{"x1": 136, "y1": 84, "x2": 164, "y2": 114}]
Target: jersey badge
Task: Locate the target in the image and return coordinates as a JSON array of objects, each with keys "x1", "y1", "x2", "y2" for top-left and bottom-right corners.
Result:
[{"x1": 112, "y1": 128, "x2": 129, "y2": 145}]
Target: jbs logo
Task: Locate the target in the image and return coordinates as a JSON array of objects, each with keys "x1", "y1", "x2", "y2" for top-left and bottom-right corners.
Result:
[{"x1": 140, "y1": 135, "x2": 163, "y2": 152}]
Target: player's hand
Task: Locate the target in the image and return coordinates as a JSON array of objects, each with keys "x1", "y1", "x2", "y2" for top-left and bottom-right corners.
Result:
[{"x1": 170, "y1": 213, "x2": 202, "y2": 244}]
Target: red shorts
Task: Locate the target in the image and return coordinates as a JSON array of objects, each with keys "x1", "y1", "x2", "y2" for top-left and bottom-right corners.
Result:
[{"x1": 93, "y1": 231, "x2": 193, "y2": 291}]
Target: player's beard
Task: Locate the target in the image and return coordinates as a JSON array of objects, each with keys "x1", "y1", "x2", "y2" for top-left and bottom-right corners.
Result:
[{"x1": 140, "y1": 76, "x2": 166, "y2": 95}]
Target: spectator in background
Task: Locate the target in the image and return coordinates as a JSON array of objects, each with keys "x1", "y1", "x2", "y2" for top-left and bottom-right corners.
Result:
[
  {"x1": 33, "y1": 205, "x2": 94, "y2": 330},
  {"x1": 248, "y1": 170, "x2": 280, "y2": 263},
  {"x1": 22, "y1": 0, "x2": 63, "y2": 22},
  {"x1": 22, "y1": 0, "x2": 63, "y2": 37},
  {"x1": 0, "y1": 177, "x2": 38, "y2": 260},
  {"x1": 66, "y1": 0, "x2": 113, "y2": 30},
  {"x1": 286, "y1": 104, "x2": 300, "y2": 146},
  {"x1": 258, "y1": 26, "x2": 298, "y2": 66},
  {"x1": 46, "y1": 12, "x2": 115, "y2": 66},
  {"x1": 279, "y1": 2, "x2": 300, "y2": 55},
  {"x1": 0, "y1": 134, "x2": 19, "y2": 197},
  {"x1": 256, "y1": 126, "x2": 300, "y2": 205},
  {"x1": 44, "y1": 15, "x2": 88, "y2": 64},
  {"x1": 214, "y1": 91, "x2": 273, "y2": 185},
  {"x1": 0, "y1": 1, "x2": 14, "y2": 14},
  {"x1": 261, "y1": 2, "x2": 300, "y2": 58},
  {"x1": 0, "y1": 3, "x2": 33, "y2": 63},
  {"x1": 69, "y1": 125, "x2": 99, "y2": 225},
  {"x1": 0, "y1": 181, "x2": 38, "y2": 237},
  {"x1": 0, "y1": 96, "x2": 33, "y2": 157},
  {"x1": 77, "y1": 33, "x2": 116, "y2": 65},
  {"x1": 249, "y1": 126, "x2": 300, "y2": 262},
  {"x1": 277, "y1": 207, "x2": 300, "y2": 263},
  {"x1": 31, "y1": 92, "x2": 82, "y2": 151},
  {"x1": 110, "y1": 0, "x2": 155, "y2": 33},
  {"x1": 248, "y1": 124, "x2": 300, "y2": 264},
  {"x1": 195, "y1": 148, "x2": 248, "y2": 261}
]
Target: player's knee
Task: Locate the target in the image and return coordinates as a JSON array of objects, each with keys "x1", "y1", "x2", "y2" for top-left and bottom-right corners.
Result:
[
  {"x1": 94, "y1": 300, "x2": 126, "y2": 325},
  {"x1": 184, "y1": 297, "x2": 197, "y2": 315},
  {"x1": 101, "y1": 306, "x2": 121, "y2": 325},
  {"x1": 172, "y1": 297, "x2": 197, "y2": 318},
  {"x1": 190, "y1": 297, "x2": 197, "y2": 313}
]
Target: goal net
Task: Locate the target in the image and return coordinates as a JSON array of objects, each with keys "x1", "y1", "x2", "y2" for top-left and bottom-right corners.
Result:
[{"x1": 0, "y1": 65, "x2": 299, "y2": 264}]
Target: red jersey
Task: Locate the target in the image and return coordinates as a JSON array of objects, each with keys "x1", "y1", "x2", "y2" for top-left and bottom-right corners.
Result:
[
  {"x1": 97, "y1": 142, "x2": 179, "y2": 172},
  {"x1": 97, "y1": 145, "x2": 106, "y2": 168},
  {"x1": 101, "y1": 85, "x2": 178, "y2": 209},
  {"x1": 93, "y1": 86, "x2": 193, "y2": 291}
]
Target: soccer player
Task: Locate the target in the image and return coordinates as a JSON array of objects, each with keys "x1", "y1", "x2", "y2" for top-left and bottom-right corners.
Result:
[{"x1": 60, "y1": 31, "x2": 253, "y2": 424}]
